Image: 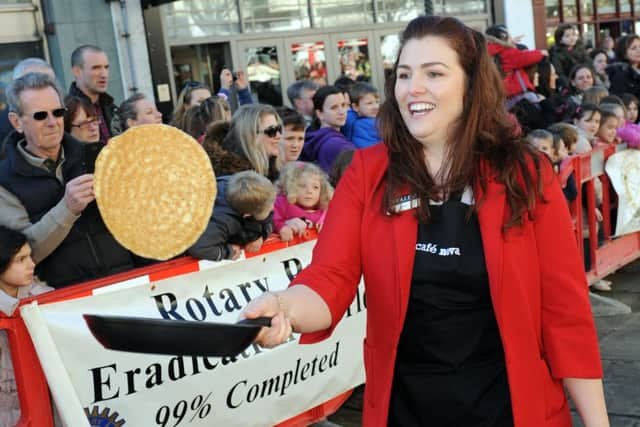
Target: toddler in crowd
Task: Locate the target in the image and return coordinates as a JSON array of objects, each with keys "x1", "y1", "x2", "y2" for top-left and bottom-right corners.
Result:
[
  {"x1": 572, "y1": 103, "x2": 602, "y2": 153},
  {"x1": 274, "y1": 162, "x2": 334, "y2": 241},
  {"x1": 346, "y1": 82, "x2": 381, "y2": 148},
  {"x1": 0, "y1": 227, "x2": 53, "y2": 426},
  {"x1": 188, "y1": 171, "x2": 276, "y2": 261}
]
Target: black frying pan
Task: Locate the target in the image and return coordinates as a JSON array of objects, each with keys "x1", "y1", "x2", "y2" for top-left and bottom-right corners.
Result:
[{"x1": 83, "y1": 314, "x2": 272, "y2": 358}]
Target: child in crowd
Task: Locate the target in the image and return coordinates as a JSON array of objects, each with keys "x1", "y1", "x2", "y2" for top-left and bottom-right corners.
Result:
[
  {"x1": 347, "y1": 82, "x2": 382, "y2": 148},
  {"x1": 582, "y1": 86, "x2": 609, "y2": 105},
  {"x1": 602, "y1": 102, "x2": 640, "y2": 148},
  {"x1": 273, "y1": 162, "x2": 334, "y2": 241},
  {"x1": 572, "y1": 103, "x2": 602, "y2": 153},
  {"x1": 526, "y1": 129, "x2": 554, "y2": 159},
  {"x1": 276, "y1": 107, "x2": 306, "y2": 168},
  {"x1": 0, "y1": 227, "x2": 53, "y2": 427},
  {"x1": 548, "y1": 128, "x2": 578, "y2": 202},
  {"x1": 595, "y1": 109, "x2": 621, "y2": 146},
  {"x1": 621, "y1": 93, "x2": 639, "y2": 123},
  {"x1": 188, "y1": 171, "x2": 276, "y2": 261}
]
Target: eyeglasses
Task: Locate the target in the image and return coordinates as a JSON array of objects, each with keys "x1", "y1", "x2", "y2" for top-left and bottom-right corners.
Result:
[
  {"x1": 71, "y1": 117, "x2": 101, "y2": 129},
  {"x1": 30, "y1": 108, "x2": 66, "y2": 121},
  {"x1": 258, "y1": 124, "x2": 283, "y2": 138}
]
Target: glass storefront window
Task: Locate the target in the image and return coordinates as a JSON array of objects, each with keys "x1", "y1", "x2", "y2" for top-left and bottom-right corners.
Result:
[
  {"x1": 621, "y1": 0, "x2": 631, "y2": 13},
  {"x1": 0, "y1": 0, "x2": 33, "y2": 3},
  {"x1": 241, "y1": 0, "x2": 309, "y2": 32},
  {"x1": 311, "y1": 0, "x2": 374, "y2": 28},
  {"x1": 375, "y1": 0, "x2": 423, "y2": 23},
  {"x1": 245, "y1": 46, "x2": 283, "y2": 105},
  {"x1": 432, "y1": 0, "x2": 486, "y2": 15},
  {"x1": 582, "y1": 23, "x2": 596, "y2": 49},
  {"x1": 546, "y1": 0, "x2": 560, "y2": 18},
  {"x1": 290, "y1": 41, "x2": 327, "y2": 85},
  {"x1": 337, "y1": 38, "x2": 371, "y2": 82},
  {"x1": 563, "y1": 0, "x2": 578, "y2": 19},
  {"x1": 582, "y1": 0, "x2": 594, "y2": 17},
  {"x1": 598, "y1": 0, "x2": 616, "y2": 15},
  {"x1": 0, "y1": 41, "x2": 44, "y2": 111},
  {"x1": 161, "y1": 0, "x2": 240, "y2": 41},
  {"x1": 380, "y1": 34, "x2": 400, "y2": 83},
  {"x1": 635, "y1": 0, "x2": 640, "y2": 14}
]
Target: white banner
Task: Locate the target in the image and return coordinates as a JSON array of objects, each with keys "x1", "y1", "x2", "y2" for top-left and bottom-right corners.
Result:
[
  {"x1": 605, "y1": 150, "x2": 640, "y2": 236},
  {"x1": 20, "y1": 242, "x2": 366, "y2": 427}
]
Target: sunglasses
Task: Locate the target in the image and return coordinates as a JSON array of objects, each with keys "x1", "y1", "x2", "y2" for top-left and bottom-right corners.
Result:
[
  {"x1": 30, "y1": 108, "x2": 66, "y2": 121},
  {"x1": 259, "y1": 124, "x2": 283, "y2": 138}
]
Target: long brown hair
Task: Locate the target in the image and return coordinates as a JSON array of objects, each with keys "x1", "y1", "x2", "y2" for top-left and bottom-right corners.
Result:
[{"x1": 378, "y1": 15, "x2": 542, "y2": 230}]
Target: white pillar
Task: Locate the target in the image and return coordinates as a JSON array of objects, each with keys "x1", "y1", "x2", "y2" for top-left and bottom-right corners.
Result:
[
  {"x1": 499, "y1": 0, "x2": 536, "y2": 50},
  {"x1": 110, "y1": 0, "x2": 155, "y2": 102}
]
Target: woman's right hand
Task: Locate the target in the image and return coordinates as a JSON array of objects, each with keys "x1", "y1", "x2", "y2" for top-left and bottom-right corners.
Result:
[{"x1": 241, "y1": 292, "x2": 294, "y2": 348}]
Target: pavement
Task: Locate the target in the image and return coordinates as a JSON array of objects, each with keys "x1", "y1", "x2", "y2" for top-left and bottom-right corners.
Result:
[{"x1": 326, "y1": 265, "x2": 640, "y2": 427}]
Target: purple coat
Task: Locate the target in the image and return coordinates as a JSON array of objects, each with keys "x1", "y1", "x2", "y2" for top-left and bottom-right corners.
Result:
[{"x1": 300, "y1": 127, "x2": 355, "y2": 173}]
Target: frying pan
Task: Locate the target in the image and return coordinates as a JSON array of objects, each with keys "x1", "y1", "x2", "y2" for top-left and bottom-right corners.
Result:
[{"x1": 83, "y1": 314, "x2": 272, "y2": 358}]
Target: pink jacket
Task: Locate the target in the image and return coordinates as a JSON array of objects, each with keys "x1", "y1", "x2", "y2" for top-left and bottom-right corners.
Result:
[
  {"x1": 272, "y1": 194, "x2": 326, "y2": 232},
  {"x1": 617, "y1": 120, "x2": 640, "y2": 148}
]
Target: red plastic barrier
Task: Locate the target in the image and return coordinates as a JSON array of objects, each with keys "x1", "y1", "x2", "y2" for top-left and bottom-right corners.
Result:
[
  {"x1": 561, "y1": 144, "x2": 640, "y2": 284},
  {"x1": 1, "y1": 228, "x2": 352, "y2": 427}
]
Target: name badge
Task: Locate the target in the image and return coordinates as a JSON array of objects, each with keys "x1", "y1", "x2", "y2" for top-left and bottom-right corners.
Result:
[{"x1": 388, "y1": 194, "x2": 420, "y2": 214}]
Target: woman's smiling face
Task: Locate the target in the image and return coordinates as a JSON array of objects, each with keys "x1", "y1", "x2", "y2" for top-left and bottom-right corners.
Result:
[{"x1": 394, "y1": 35, "x2": 466, "y2": 149}]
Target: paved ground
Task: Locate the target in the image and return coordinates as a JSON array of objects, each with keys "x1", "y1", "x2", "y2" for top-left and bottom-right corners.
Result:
[{"x1": 326, "y1": 266, "x2": 640, "y2": 427}]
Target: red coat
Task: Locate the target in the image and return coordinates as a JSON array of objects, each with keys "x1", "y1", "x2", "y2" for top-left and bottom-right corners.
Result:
[
  {"x1": 487, "y1": 37, "x2": 544, "y2": 97},
  {"x1": 292, "y1": 144, "x2": 602, "y2": 427}
]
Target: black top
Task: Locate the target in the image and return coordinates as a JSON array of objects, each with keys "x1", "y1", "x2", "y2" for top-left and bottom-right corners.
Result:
[{"x1": 388, "y1": 196, "x2": 513, "y2": 427}]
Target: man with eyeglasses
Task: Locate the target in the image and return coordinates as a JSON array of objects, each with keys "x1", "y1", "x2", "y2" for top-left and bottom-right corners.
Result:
[
  {"x1": 0, "y1": 72, "x2": 136, "y2": 288},
  {"x1": 68, "y1": 45, "x2": 120, "y2": 144}
]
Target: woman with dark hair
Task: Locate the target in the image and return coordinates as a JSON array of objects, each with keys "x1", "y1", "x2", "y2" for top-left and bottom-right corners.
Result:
[
  {"x1": 607, "y1": 34, "x2": 640, "y2": 98},
  {"x1": 562, "y1": 63, "x2": 597, "y2": 107},
  {"x1": 64, "y1": 95, "x2": 100, "y2": 143},
  {"x1": 590, "y1": 48, "x2": 610, "y2": 88},
  {"x1": 241, "y1": 15, "x2": 607, "y2": 427},
  {"x1": 299, "y1": 85, "x2": 355, "y2": 173},
  {"x1": 549, "y1": 23, "x2": 589, "y2": 90}
]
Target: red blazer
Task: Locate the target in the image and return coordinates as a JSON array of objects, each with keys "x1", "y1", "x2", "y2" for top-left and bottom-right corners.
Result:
[{"x1": 292, "y1": 144, "x2": 602, "y2": 427}]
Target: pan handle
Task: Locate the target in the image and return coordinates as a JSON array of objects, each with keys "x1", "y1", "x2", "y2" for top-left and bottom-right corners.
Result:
[{"x1": 237, "y1": 316, "x2": 272, "y2": 327}]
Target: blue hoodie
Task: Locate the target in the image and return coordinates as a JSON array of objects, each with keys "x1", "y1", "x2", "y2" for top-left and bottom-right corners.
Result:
[
  {"x1": 351, "y1": 116, "x2": 381, "y2": 148},
  {"x1": 300, "y1": 127, "x2": 355, "y2": 173}
]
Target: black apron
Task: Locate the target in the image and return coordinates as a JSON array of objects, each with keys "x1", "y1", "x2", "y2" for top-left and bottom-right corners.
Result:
[{"x1": 388, "y1": 195, "x2": 513, "y2": 427}]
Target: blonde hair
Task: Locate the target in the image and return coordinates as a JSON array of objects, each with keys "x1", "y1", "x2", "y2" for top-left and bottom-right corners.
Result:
[
  {"x1": 229, "y1": 104, "x2": 282, "y2": 177},
  {"x1": 277, "y1": 162, "x2": 334, "y2": 210},
  {"x1": 227, "y1": 171, "x2": 276, "y2": 216}
]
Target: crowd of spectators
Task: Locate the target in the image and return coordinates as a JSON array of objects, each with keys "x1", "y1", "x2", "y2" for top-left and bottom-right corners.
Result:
[{"x1": 0, "y1": 24, "x2": 638, "y2": 424}]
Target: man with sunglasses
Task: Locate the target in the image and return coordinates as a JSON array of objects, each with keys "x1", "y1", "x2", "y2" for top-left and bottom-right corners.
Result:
[
  {"x1": 68, "y1": 45, "x2": 120, "y2": 144},
  {"x1": 0, "y1": 72, "x2": 136, "y2": 288}
]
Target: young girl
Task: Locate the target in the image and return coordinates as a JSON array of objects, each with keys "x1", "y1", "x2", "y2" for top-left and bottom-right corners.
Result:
[
  {"x1": 0, "y1": 227, "x2": 53, "y2": 426},
  {"x1": 595, "y1": 109, "x2": 621, "y2": 146},
  {"x1": 604, "y1": 101, "x2": 640, "y2": 148},
  {"x1": 273, "y1": 162, "x2": 334, "y2": 241},
  {"x1": 621, "y1": 93, "x2": 639, "y2": 123},
  {"x1": 572, "y1": 103, "x2": 602, "y2": 153}
]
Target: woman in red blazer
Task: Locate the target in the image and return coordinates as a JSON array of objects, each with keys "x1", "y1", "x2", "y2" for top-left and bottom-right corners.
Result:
[{"x1": 244, "y1": 16, "x2": 608, "y2": 427}]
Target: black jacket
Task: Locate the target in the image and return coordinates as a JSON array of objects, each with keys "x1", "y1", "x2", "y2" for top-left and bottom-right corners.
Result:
[
  {"x1": 607, "y1": 62, "x2": 640, "y2": 99},
  {"x1": 0, "y1": 132, "x2": 136, "y2": 287},
  {"x1": 68, "y1": 82, "x2": 121, "y2": 141},
  {"x1": 187, "y1": 175, "x2": 272, "y2": 261}
]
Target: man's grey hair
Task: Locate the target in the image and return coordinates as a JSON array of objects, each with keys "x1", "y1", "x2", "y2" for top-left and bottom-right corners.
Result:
[
  {"x1": 71, "y1": 45, "x2": 105, "y2": 68},
  {"x1": 12, "y1": 57, "x2": 52, "y2": 80},
  {"x1": 6, "y1": 72, "x2": 63, "y2": 115},
  {"x1": 286, "y1": 80, "x2": 319, "y2": 105}
]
